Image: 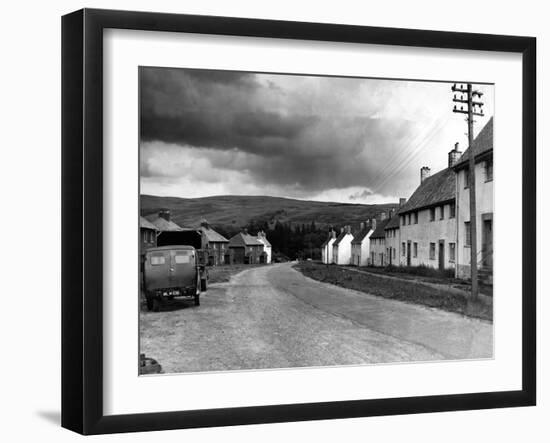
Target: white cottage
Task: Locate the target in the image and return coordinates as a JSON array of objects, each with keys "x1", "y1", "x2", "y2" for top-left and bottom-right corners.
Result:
[
  {"x1": 397, "y1": 147, "x2": 459, "y2": 272},
  {"x1": 256, "y1": 230, "x2": 272, "y2": 264},
  {"x1": 351, "y1": 222, "x2": 373, "y2": 266},
  {"x1": 321, "y1": 230, "x2": 337, "y2": 264},
  {"x1": 453, "y1": 117, "x2": 493, "y2": 281},
  {"x1": 332, "y1": 226, "x2": 354, "y2": 265}
]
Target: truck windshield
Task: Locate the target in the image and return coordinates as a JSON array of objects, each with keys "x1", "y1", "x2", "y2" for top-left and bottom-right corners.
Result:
[
  {"x1": 150, "y1": 254, "x2": 166, "y2": 265},
  {"x1": 175, "y1": 251, "x2": 194, "y2": 264}
]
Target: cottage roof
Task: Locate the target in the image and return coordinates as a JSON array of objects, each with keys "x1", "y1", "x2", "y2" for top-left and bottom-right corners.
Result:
[
  {"x1": 351, "y1": 227, "x2": 372, "y2": 244},
  {"x1": 398, "y1": 168, "x2": 455, "y2": 215},
  {"x1": 321, "y1": 232, "x2": 336, "y2": 247},
  {"x1": 228, "y1": 232, "x2": 264, "y2": 247},
  {"x1": 200, "y1": 226, "x2": 229, "y2": 243},
  {"x1": 140, "y1": 216, "x2": 158, "y2": 231},
  {"x1": 384, "y1": 215, "x2": 400, "y2": 230},
  {"x1": 333, "y1": 231, "x2": 353, "y2": 246},
  {"x1": 453, "y1": 117, "x2": 493, "y2": 170},
  {"x1": 370, "y1": 218, "x2": 390, "y2": 239},
  {"x1": 144, "y1": 214, "x2": 184, "y2": 232}
]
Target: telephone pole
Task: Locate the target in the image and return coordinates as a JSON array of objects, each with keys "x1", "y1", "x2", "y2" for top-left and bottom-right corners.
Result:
[{"x1": 452, "y1": 83, "x2": 484, "y2": 299}]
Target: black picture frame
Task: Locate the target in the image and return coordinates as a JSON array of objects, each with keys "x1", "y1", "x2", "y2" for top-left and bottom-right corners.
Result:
[{"x1": 62, "y1": 8, "x2": 536, "y2": 435}]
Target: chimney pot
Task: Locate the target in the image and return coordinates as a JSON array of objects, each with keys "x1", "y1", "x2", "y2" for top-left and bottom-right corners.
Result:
[
  {"x1": 159, "y1": 209, "x2": 171, "y2": 222},
  {"x1": 420, "y1": 166, "x2": 431, "y2": 183},
  {"x1": 399, "y1": 197, "x2": 407, "y2": 207},
  {"x1": 448, "y1": 143, "x2": 463, "y2": 168}
]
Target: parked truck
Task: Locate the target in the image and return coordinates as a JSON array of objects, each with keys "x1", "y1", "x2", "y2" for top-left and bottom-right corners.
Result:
[{"x1": 143, "y1": 245, "x2": 208, "y2": 311}]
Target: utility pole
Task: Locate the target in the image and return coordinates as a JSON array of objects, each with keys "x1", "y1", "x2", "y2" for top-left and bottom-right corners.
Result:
[{"x1": 452, "y1": 83, "x2": 484, "y2": 299}]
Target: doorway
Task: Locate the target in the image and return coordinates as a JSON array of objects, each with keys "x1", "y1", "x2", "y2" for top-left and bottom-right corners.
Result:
[
  {"x1": 482, "y1": 214, "x2": 493, "y2": 268},
  {"x1": 438, "y1": 240, "x2": 445, "y2": 271}
]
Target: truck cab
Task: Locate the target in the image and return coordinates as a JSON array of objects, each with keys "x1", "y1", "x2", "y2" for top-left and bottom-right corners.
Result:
[{"x1": 143, "y1": 245, "x2": 208, "y2": 311}]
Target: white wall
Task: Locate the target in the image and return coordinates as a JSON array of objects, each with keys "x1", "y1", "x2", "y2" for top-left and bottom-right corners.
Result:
[
  {"x1": 399, "y1": 204, "x2": 457, "y2": 270},
  {"x1": 456, "y1": 159, "x2": 494, "y2": 277},
  {"x1": 1, "y1": 1, "x2": 546, "y2": 442},
  {"x1": 333, "y1": 233, "x2": 353, "y2": 265}
]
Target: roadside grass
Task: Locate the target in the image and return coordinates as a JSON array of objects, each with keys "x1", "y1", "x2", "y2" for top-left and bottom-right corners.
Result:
[
  {"x1": 207, "y1": 263, "x2": 267, "y2": 284},
  {"x1": 294, "y1": 262, "x2": 492, "y2": 321},
  {"x1": 359, "y1": 264, "x2": 493, "y2": 297}
]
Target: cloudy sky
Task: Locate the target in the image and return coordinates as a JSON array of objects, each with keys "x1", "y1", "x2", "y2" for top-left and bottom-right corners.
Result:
[{"x1": 140, "y1": 67, "x2": 493, "y2": 204}]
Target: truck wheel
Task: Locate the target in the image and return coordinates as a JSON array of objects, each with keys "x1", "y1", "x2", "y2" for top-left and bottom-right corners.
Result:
[
  {"x1": 152, "y1": 298, "x2": 161, "y2": 312},
  {"x1": 200, "y1": 278, "x2": 208, "y2": 292},
  {"x1": 194, "y1": 294, "x2": 200, "y2": 306}
]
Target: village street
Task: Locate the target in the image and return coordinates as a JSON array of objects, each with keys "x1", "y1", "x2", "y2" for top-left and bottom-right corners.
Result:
[{"x1": 140, "y1": 263, "x2": 493, "y2": 374}]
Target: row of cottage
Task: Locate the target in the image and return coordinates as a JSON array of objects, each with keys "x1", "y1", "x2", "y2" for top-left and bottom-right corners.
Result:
[
  {"x1": 322, "y1": 117, "x2": 493, "y2": 280},
  {"x1": 139, "y1": 211, "x2": 272, "y2": 265}
]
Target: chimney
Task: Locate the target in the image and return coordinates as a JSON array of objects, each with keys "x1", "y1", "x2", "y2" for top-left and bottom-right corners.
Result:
[
  {"x1": 448, "y1": 142, "x2": 463, "y2": 168},
  {"x1": 389, "y1": 208, "x2": 396, "y2": 218},
  {"x1": 340, "y1": 227, "x2": 344, "y2": 234},
  {"x1": 360, "y1": 222, "x2": 365, "y2": 230},
  {"x1": 379, "y1": 211, "x2": 387, "y2": 221},
  {"x1": 399, "y1": 197, "x2": 407, "y2": 207},
  {"x1": 331, "y1": 230, "x2": 337, "y2": 239},
  {"x1": 159, "y1": 209, "x2": 171, "y2": 222},
  {"x1": 346, "y1": 225, "x2": 351, "y2": 234},
  {"x1": 371, "y1": 218, "x2": 377, "y2": 230},
  {"x1": 420, "y1": 166, "x2": 431, "y2": 183}
]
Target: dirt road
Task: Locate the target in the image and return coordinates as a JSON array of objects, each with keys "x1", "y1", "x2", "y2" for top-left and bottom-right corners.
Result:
[{"x1": 140, "y1": 263, "x2": 493, "y2": 374}]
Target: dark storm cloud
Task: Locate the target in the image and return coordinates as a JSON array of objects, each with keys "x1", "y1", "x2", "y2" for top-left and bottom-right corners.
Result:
[{"x1": 140, "y1": 67, "x2": 415, "y2": 194}]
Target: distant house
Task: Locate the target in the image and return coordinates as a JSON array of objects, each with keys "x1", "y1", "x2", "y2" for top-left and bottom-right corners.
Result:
[
  {"x1": 453, "y1": 117, "x2": 493, "y2": 281},
  {"x1": 256, "y1": 230, "x2": 272, "y2": 264},
  {"x1": 369, "y1": 215, "x2": 389, "y2": 266},
  {"x1": 199, "y1": 220, "x2": 229, "y2": 266},
  {"x1": 332, "y1": 226, "x2": 354, "y2": 265},
  {"x1": 351, "y1": 222, "x2": 373, "y2": 266},
  {"x1": 383, "y1": 210, "x2": 401, "y2": 266},
  {"x1": 145, "y1": 210, "x2": 203, "y2": 248},
  {"x1": 228, "y1": 232, "x2": 266, "y2": 264},
  {"x1": 397, "y1": 144, "x2": 460, "y2": 271},
  {"x1": 321, "y1": 230, "x2": 337, "y2": 264},
  {"x1": 140, "y1": 216, "x2": 158, "y2": 255}
]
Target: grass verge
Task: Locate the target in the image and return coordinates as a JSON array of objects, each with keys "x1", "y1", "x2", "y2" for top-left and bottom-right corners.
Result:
[{"x1": 294, "y1": 262, "x2": 492, "y2": 321}]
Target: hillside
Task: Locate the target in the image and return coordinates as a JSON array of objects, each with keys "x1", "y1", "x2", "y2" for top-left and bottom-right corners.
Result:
[{"x1": 140, "y1": 194, "x2": 399, "y2": 230}]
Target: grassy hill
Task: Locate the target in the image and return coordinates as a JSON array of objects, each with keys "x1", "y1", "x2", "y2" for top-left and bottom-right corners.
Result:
[{"x1": 140, "y1": 194, "x2": 399, "y2": 230}]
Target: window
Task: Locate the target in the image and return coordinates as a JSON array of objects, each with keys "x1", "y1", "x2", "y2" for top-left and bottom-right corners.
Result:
[
  {"x1": 450, "y1": 202, "x2": 456, "y2": 218},
  {"x1": 150, "y1": 254, "x2": 166, "y2": 266},
  {"x1": 440, "y1": 206, "x2": 445, "y2": 220},
  {"x1": 464, "y1": 168, "x2": 470, "y2": 189},
  {"x1": 414, "y1": 212, "x2": 418, "y2": 224},
  {"x1": 407, "y1": 214, "x2": 411, "y2": 225},
  {"x1": 413, "y1": 242, "x2": 418, "y2": 258},
  {"x1": 485, "y1": 159, "x2": 493, "y2": 181},
  {"x1": 429, "y1": 243, "x2": 436, "y2": 260},
  {"x1": 449, "y1": 243, "x2": 456, "y2": 262},
  {"x1": 401, "y1": 216, "x2": 405, "y2": 226},
  {"x1": 142, "y1": 231, "x2": 147, "y2": 242},
  {"x1": 401, "y1": 242, "x2": 406, "y2": 256},
  {"x1": 393, "y1": 248, "x2": 396, "y2": 259},
  {"x1": 465, "y1": 222, "x2": 471, "y2": 246},
  {"x1": 429, "y1": 207, "x2": 435, "y2": 221},
  {"x1": 174, "y1": 252, "x2": 192, "y2": 264}
]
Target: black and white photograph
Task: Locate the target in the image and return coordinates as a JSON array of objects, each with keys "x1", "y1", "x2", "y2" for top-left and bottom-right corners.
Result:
[{"x1": 138, "y1": 67, "x2": 495, "y2": 375}]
